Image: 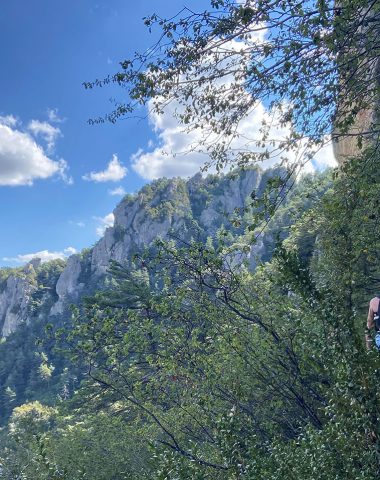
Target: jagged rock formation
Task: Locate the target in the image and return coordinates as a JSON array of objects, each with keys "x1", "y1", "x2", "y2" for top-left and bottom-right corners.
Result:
[
  {"x1": 49, "y1": 255, "x2": 86, "y2": 316},
  {"x1": 0, "y1": 262, "x2": 39, "y2": 337},
  {"x1": 0, "y1": 275, "x2": 33, "y2": 337},
  {"x1": 0, "y1": 167, "x2": 277, "y2": 337}
]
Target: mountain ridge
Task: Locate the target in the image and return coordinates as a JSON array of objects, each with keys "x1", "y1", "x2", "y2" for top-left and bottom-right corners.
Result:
[{"x1": 0, "y1": 166, "x2": 274, "y2": 337}]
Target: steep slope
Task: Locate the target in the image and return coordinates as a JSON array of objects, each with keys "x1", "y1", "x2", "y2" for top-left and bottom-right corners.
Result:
[
  {"x1": 0, "y1": 262, "x2": 38, "y2": 337},
  {"x1": 0, "y1": 166, "x2": 331, "y2": 426},
  {"x1": 0, "y1": 167, "x2": 268, "y2": 338}
]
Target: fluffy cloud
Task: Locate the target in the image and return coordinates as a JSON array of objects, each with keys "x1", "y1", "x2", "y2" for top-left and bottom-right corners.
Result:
[
  {"x1": 3, "y1": 247, "x2": 77, "y2": 265},
  {"x1": 0, "y1": 115, "x2": 18, "y2": 127},
  {"x1": 0, "y1": 118, "x2": 69, "y2": 186},
  {"x1": 131, "y1": 35, "x2": 336, "y2": 180},
  {"x1": 94, "y1": 212, "x2": 115, "y2": 236},
  {"x1": 310, "y1": 144, "x2": 337, "y2": 171},
  {"x1": 108, "y1": 186, "x2": 126, "y2": 196},
  {"x1": 131, "y1": 99, "x2": 336, "y2": 180},
  {"x1": 83, "y1": 154, "x2": 127, "y2": 182},
  {"x1": 28, "y1": 119, "x2": 61, "y2": 153}
]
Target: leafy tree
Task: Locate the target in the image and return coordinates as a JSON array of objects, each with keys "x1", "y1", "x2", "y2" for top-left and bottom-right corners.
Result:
[
  {"x1": 86, "y1": 0, "x2": 380, "y2": 174},
  {"x1": 2, "y1": 157, "x2": 380, "y2": 477},
  {"x1": 53, "y1": 236, "x2": 342, "y2": 475},
  {"x1": 49, "y1": 147, "x2": 379, "y2": 478}
]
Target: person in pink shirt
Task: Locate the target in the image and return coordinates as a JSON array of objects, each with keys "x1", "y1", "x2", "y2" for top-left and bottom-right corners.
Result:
[{"x1": 366, "y1": 296, "x2": 380, "y2": 350}]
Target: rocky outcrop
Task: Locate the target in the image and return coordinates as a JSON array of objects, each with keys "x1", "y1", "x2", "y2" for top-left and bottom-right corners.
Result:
[
  {"x1": 0, "y1": 263, "x2": 38, "y2": 337},
  {"x1": 0, "y1": 167, "x2": 277, "y2": 337},
  {"x1": 333, "y1": 3, "x2": 380, "y2": 165},
  {"x1": 197, "y1": 169, "x2": 261, "y2": 233},
  {"x1": 48, "y1": 169, "x2": 268, "y2": 317},
  {"x1": 49, "y1": 255, "x2": 85, "y2": 315},
  {"x1": 91, "y1": 178, "x2": 192, "y2": 276}
]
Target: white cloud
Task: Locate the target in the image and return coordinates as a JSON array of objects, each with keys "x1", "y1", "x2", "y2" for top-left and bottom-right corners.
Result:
[
  {"x1": 69, "y1": 220, "x2": 85, "y2": 228},
  {"x1": 0, "y1": 118, "x2": 69, "y2": 186},
  {"x1": 131, "y1": 100, "x2": 336, "y2": 180},
  {"x1": 109, "y1": 186, "x2": 126, "y2": 196},
  {"x1": 0, "y1": 115, "x2": 18, "y2": 127},
  {"x1": 94, "y1": 212, "x2": 115, "y2": 236},
  {"x1": 83, "y1": 154, "x2": 127, "y2": 183},
  {"x1": 131, "y1": 35, "x2": 336, "y2": 180},
  {"x1": 28, "y1": 120, "x2": 61, "y2": 153},
  {"x1": 310, "y1": 143, "x2": 337, "y2": 170},
  {"x1": 3, "y1": 247, "x2": 77, "y2": 265},
  {"x1": 47, "y1": 108, "x2": 66, "y2": 123}
]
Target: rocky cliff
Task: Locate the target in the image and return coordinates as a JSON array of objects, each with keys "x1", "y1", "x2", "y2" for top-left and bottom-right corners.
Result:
[
  {"x1": 333, "y1": 2, "x2": 380, "y2": 165},
  {"x1": 0, "y1": 167, "x2": 278, "y2": 337},
  {"x1": 0, "y1": 262, "x2": 38, "y2": 337}
]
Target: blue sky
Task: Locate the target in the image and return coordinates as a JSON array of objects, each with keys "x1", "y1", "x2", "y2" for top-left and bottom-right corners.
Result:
[
  {"x1": 0, "y1": 0, "x2": 212, "y2": 266},
  {"x1": 0, "y1": 0, "x2": 336, "y2": 267}
]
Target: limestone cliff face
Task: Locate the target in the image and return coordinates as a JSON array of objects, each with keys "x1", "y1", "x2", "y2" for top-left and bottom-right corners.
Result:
[
  {"x1": 0, "y1": 263, "x2": 38, "y2": 337},
  {"x1": 333, "y1": 109, "x2": 375, "y2": 164},
  {"x1": 49, "y1": 255, "x2": 86, "y2": 316},
  {"x1": 91, "y1": 178, "x2": 192, "y2": 276},
  {"x1": 196, "y1": 169, "x2": 262, "y2": 233},
  {"x1": 0, "y1": 167, "x2": 272, "y2": 337}
]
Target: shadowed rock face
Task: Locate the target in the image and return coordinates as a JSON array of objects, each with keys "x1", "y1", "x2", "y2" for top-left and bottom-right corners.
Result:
[
  {"x1": 333, "y1": 2, "x2": 380, "y2": 165},
  {"x1": 333, "y1": 108, "x2": 376, "y2": 164},
  {"x1": 0, "y1": 167, "x2": 273, "y2": 337}
]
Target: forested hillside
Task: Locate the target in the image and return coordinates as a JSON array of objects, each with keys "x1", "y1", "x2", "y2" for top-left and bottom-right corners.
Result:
[
  {"x1": 0, "y1": 166, "x2": 322, "y2": 426},
  {"x1": 1, "y1": 158, "x2": 380, "y2": 478},
  {"x1": 1, "y1": 0, "x2": 380, "y2": 478}
]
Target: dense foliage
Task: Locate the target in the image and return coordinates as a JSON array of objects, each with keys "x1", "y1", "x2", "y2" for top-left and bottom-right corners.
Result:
[
  {"x1": 1, "y1": 156, "x2": 379, "y2": 478},
  {"x1": 86, "y1": 0, "x2": 380, "y2": 172},
  {"x1": 0, "y1": 260, "x2": 81, "y2": 425},
  {"x1": 1, "y1": 1, "x2": 380, "y2": 478}
]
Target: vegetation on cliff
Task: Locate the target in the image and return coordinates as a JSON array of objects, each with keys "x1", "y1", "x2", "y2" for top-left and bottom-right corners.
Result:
[
  {"x1": 1, "y1": 1, "x2": 380, "y2": 478},
  {"x1": 1, "y1": 157, "x2": 380, "y2": 478}
]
